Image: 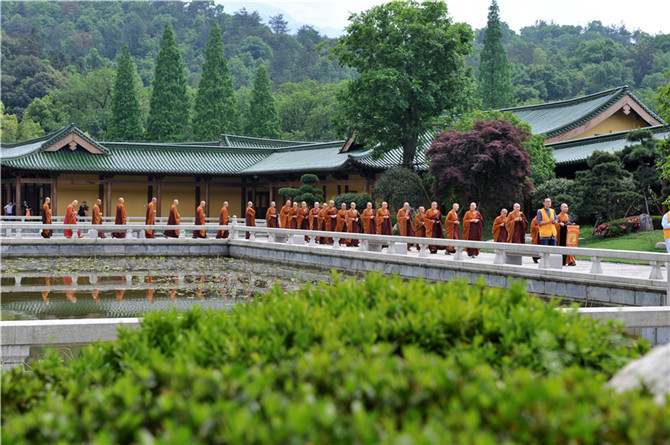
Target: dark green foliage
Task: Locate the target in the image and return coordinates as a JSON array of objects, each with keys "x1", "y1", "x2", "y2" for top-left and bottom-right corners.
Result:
[
  {"x1": 571, "y1": 151, "x2": 643, "y2": 222},
  {"x1": 618, "y1": 129, "x2": 663, "y2": 214},
  {"x1": 373, "y1": 168, "x2": 426, "y2": 210},
  {"x1": 145, "y1": 23, "x2": 189, "y2": 142},
  {"x1": 3, "y1": 273, "x2": 666, "y2": 443},
  {"x1": 477, "y1": 0, "x2": 514, "y2": 108},
  {"x1": 193, "y1": 24, "x2": 238, "y2": 140},
  {"x1": 331, "y1": 0, "x2": 475, "y2": 168},
  {"x1": 278, "y1": 174, "x2": 324, "y2": 206},
  {"x1": 656, "y1": 71, "x2": 670, "y2": 205},
  {"x1": 244, "y1": 65, "x2": 281, "y2": 139},
  {"x1": 332, "y1": 192, "x2": 373, "y2": 211},
  {"x1": 531, "y1": 177, "x2": 582, "y2": 211},
  {"x1": 106, "y1": 46, "x2": 143, "y2": 141}
]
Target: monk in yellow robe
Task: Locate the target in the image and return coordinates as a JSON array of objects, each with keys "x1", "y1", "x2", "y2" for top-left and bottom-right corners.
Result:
[
  {"x1": 112, "y1": 197, "x2": 127, "y2": 239},
  {"x1": 145, "y1": 197, "x2": 156, "y2": 238},
  {"x1": 245, "y1": 201, "x2": 255, "y2": 239},
  {"x1": 492, "y1": 208, "x2": 508, "y2": 243},
  {"x1": 164, "y1": 199, "x2": 180, "y2": 238},
  {"x1": 41, "y1": 197, "x2": 52, "y2": 238},
  {"x1": 463, "y1": 202, "x2": 483, "y2": 258},
  {"x1": 397, "y1": 202, "x2": 415, "y2": 249},
  {"x1": 414, "y1": 206, "x2": 426, "y2": 238},
  {"x1": 193, "y1": 201, "x2": 207, "y2": 238},
  {"x1": 266, "y1": 201, "x2": 279, "y2": 228},
  {"x1": 216, "y1": 201, "x2": 229, "y2": 239},
  {"x1": 505, "y1": 203, "x2": 527, "y2": 244},
  {"x1": 556, "y1": 203, "x2": 576, "y2": 266},
  {"x1": 92, "y1": 198, "x2": 105, "y2": 238},
  {"x1": 425, "y1": 201, "x2": 446, "y2": 254},
  {"x1": 345, "y1": 202, "x2": 361, "y2": 246},
  {"x1": 376, "y1": 201, "x2": 392, "y2": 235},
  {"x1": 530, "y1": 217, "x2": 540, "y2": 263},
  {"x1": 444, "y1": 203, "x2": 460, "y2": 253},
  {"x1": 280, "y1": 200, "x2": 291, "y2": 228},
  {"x1": 64, "y1": 200, "x2": 82, "y2": 238},
  {"x1": 289, "y1": 202, "x2": 299, "y2": 229},
  {"x1": 361, "y1": 202, "x2": 376, "y2": 235}
]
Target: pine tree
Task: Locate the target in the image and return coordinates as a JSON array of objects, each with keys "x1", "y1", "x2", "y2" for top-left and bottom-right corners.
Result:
[
  {"x1": 106, "y1": 46, "x2": 143, "y2": 141},
  {"x1": 477, "y1": 0, "x2": 514, "y2": 108},
  {"x1": 146, "y1": 23, "x2": 189, "y2": 142},
  {"x1": 245, "y1": 65, "x2": 281, "y2": 139},
  {"x1": 193, "y1": 24, "x2": 238, "y2": 140}
]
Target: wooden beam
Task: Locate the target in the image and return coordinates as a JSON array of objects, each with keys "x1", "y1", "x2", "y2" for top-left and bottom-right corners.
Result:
[
  {"x1": 105, "y1": 179, "x2": 112, "y2": 216},
  {"x1": 156, "y1": 180, "x2": 162, "y2": 217},
  {"x1": 15, "y1": 176, "x2": 22, "y2": 216},
  {"x1": 204, "y1": 179, "x2": 210, "y2": 218},
  {"x1": 51, "y1": 176, "x2": 58, "y2": 216}
]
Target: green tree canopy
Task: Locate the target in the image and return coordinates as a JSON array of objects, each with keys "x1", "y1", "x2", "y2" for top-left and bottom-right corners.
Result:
[
  {"x1": 331, "y1": 0, "x2": 475, "y2": 168},
  {"x1": 106, "y1": 46, "x2": 143, "y2": 141},
  {"x1": 244, "y1": 65, "x2": 281, "y2": 139},
  {"x1": 656, "y1": 70, "x2": 670, "y2": 205},
  {"x1": 372, "y1": 168, "x2": 427, "y2": 211},
  {"x1": 146, "y1": 23, "x2": 189, "y2": 142},
  {"x1": 193, "y1": 24, "x2": 238, "y2": 140},
  {"x1": 477, "y1": 0, "x2": 514, "y2": 108}
]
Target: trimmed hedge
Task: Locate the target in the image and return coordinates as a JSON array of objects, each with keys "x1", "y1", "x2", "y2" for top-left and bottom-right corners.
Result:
[{"x1": 2, "y1": 273, "x2": 668, "y2": 444}]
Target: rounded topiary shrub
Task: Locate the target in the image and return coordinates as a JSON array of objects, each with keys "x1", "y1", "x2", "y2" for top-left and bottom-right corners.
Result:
[{"x1": 2, "y1": 273, "x2": 667, "y2": 444}]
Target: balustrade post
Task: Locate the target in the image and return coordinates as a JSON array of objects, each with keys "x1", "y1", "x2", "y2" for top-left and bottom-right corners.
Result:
[
  {"x1": 249, "y1": 231, "x2": 256, "y2": 241},
  {"x1": 454, "y1": 246, "x2": 463, "y2": 261},
  {"x1": 649, "y1": 261, "x2": 663, "y2": 280},
  {"x1": 89, "y1": 273, "x2": 98, "y2": 285},
  {"x1": 14, "y1": 227, "x2": 22, "y2": 239},
  {"x1": 230, "y1": 217, "x2": 238, "y2": 240},
  {"x1": 666, "y1": 261, "x2": 670, "y2": 306},
  {"x1": 126, "y1": 228, "x2": 133, "y2": 239},
  {"x1": 590, "y1": 256, "x2": 603, "y2": 274},
  {"x1": 14, "y1": 275, "x2": 22, "y2": 286},
  {"x1": 332, "y1": 237, "x2": 340, "y2": 249},
  {"x1": 309, "y1": 235, "x2": 316, "y2": 246},
  {"x1": 493, "y1": 248, "x2": 506, "y2": 265},
  {"x1": 358, "y1": 239, "x2": 367, "y2": 252},
  {"x1": 418, "y1": 243, "x2": 428, "y2": 258},
  {"x1": 539, "y1": 252, "x2": 551, "y2": 269}
]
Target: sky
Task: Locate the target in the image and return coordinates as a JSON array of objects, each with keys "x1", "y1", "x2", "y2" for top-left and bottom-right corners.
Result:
[{"x1": 217, "y1": 0, "x2": 670, "y2": 36}]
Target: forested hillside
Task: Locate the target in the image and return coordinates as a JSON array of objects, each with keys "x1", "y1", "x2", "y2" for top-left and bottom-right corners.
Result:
[{"x1": 1, "y1": 1, "x2": 669, "y2": 143}]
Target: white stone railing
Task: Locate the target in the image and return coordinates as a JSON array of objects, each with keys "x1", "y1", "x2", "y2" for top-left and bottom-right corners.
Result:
[{"x1": 3, "y1": 221, "x2": 670, "y2": 303}]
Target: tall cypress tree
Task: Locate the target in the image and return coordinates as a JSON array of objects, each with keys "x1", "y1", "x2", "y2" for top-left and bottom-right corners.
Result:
[
  {"x1": 477, "y1": 0, "x2": 514, "y2": 108},
  {"x1": 193, "y1": 24, "x2": 238, "y2": 140},
  {"x1": 146, "y1": 23, "x2": 189, "y2": 142},
  {"x1": 107, "y1": 46, "x2": 143, "y2": 141},
  {"x1": 245, "y1": 65, "x2": 281, "y2": 139}
]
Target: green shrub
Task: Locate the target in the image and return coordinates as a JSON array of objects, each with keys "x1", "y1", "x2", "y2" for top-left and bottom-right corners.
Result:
[
  {"x1": 3, "y1": 273, "x2": 667, "y2": 444},
  {"x1": 332, "y1": 192, "x2": 373, "y2": 212}
]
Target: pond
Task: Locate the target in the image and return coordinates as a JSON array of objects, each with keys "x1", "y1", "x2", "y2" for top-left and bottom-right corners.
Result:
[{"x1": 1, "y1": 256, "x2": 334, "y2": 320}]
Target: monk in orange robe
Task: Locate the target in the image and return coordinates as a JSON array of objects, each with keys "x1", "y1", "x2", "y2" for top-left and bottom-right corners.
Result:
[
  {"x1": 245, "y1": 201, "x2": 255, "y2": 239},
  {"x1": 361, "y1": 202, "x2": 376, "y2": 235},
  {"x1": 505, "y1": 203, "x2": 527, "y2": 244},
  {"x1": 492, "y1": 208, "x2": 508, "y2": 243},
  {"x1": 336, "y1": 203, "x2": 348, "y2": 244},
  {"x1": 444, "y1": 203, "x2": 460, "y2": 253},
  {"x1": 397, "y1": 202, "x2": 415, "y2": 249},
  {"x1": 309, "y1": 202, "x2": 321, "y2": 243},
  {"x1": 216, "y1": 201, "x2": 229, "y2": 239},
  {"x1": 112, "y1": 197, "x2": 127, "y2": 239},
  {"x1": 280, "y1": 200, "x2": 291, "y2": 228},
  {"x1": 193, "y1": 201, "x2": 207, "y2": 238},
  {"x1": 425, "y1": 201, "x2": 446, "y2": 254},
  {"x1": 345, "y1": 202, "x2": 361, "y2": 247},
  {"x1": 530, "y1": 217, "x2": 540, "y2": 263},
  {"x1": 556, "y1": 203, "x2": 577, "y2": 266},
  {"x1": 326, "y1": 200, "x2": 338, "y2": 238},
  {"x1": 289, "y1": 202, "x2": 299, "y2": 229},
  {"x1": 297, "y1": 201, "x2": 310, "y2": 240},
  {"x1": 414, "y1": 206, "x2": 426, "y2": 238},
  {"x1": 41, "y1": 197, "x2": 52, "y2": 238},
  {"x1": 164, "y1": 199, "x2": 180, "y2": 238},
  {"x1": 64, "y1": 200, "x2": 82, "y2": 238},
  {"x1": 463, "y1": 202, "x2": 483, "y2": 258},
  {"x1": 317, "y1": 204, "x2": 328, "y2": 244},
  {"x1": 376, "y1": 201, "x2": 392, "y2": 235},
  {"x1": 266, "y1": 201, "x2": 279, "y2": 228},
  {"x1": 145, "y1": 197, "x2": 156, "y2": 238},
  {"x1": 92, "y1": 198, "x2": 105, "y2": 238}
]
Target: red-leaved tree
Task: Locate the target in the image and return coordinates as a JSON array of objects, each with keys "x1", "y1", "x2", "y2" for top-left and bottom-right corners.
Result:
[{"x1": 426, "y1": 119, "x2": 533, "y2": 217}]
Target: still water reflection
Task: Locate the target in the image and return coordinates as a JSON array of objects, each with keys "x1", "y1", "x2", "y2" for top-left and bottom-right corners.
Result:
[{"x1": 1, "y1": 257, "x2": 332, "y2": 320}]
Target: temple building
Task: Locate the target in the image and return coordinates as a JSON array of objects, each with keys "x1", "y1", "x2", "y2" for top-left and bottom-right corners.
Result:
[{"x1": 1, "y1": 85, "x2": 665, "y2": 218}]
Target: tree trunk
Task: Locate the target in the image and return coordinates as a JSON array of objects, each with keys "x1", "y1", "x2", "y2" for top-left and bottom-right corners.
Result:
[{"x1": 401, "y1": 133, "x2": 420, "y2": 169}]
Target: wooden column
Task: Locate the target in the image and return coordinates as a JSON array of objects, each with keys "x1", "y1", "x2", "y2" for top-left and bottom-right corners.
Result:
[
  {"x1": 105, "y1": 178, "x2": 112, "y2": 217},
  {"x1": 15, "y1": 176, "x2": 22, "y2": 216},
  {"x1": 156, "y1": 179, "x2": 162, "y2": 217},
  {"x1": 204, "y1": 179, "x2": 210, "y2": 218},
  {"x1": 51, "y1": 176, "x2": 58, "y2": 216}
]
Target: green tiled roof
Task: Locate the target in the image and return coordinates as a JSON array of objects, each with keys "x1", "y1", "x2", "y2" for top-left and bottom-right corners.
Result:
[
  {"x1": 550, "y1": 125, "x2": 669, "y2": 165},
  {"x1": 499, "y1": 86, "x2": 663, "y2": 138},
  {"x1": 219, "y1": 134, "x2": 312, "y2": 149},
  {"x1": 240, "y1": 142, "x2": 355, "y2": 174}
]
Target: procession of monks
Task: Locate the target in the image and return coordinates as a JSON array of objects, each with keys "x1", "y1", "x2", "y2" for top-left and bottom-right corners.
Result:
[{"x1": 38, "y1": 195, "x2": 576, "y2": 265}]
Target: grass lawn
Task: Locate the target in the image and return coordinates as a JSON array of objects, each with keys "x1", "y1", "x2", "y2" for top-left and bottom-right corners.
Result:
[{"x1": 578, "y1": 229, "x2": 665, "y2": 253}]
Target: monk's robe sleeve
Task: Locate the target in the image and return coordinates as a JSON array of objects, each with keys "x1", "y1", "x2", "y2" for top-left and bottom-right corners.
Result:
[{"x1": 463, "y1": 212, "x2": 472, "y2": 241}]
